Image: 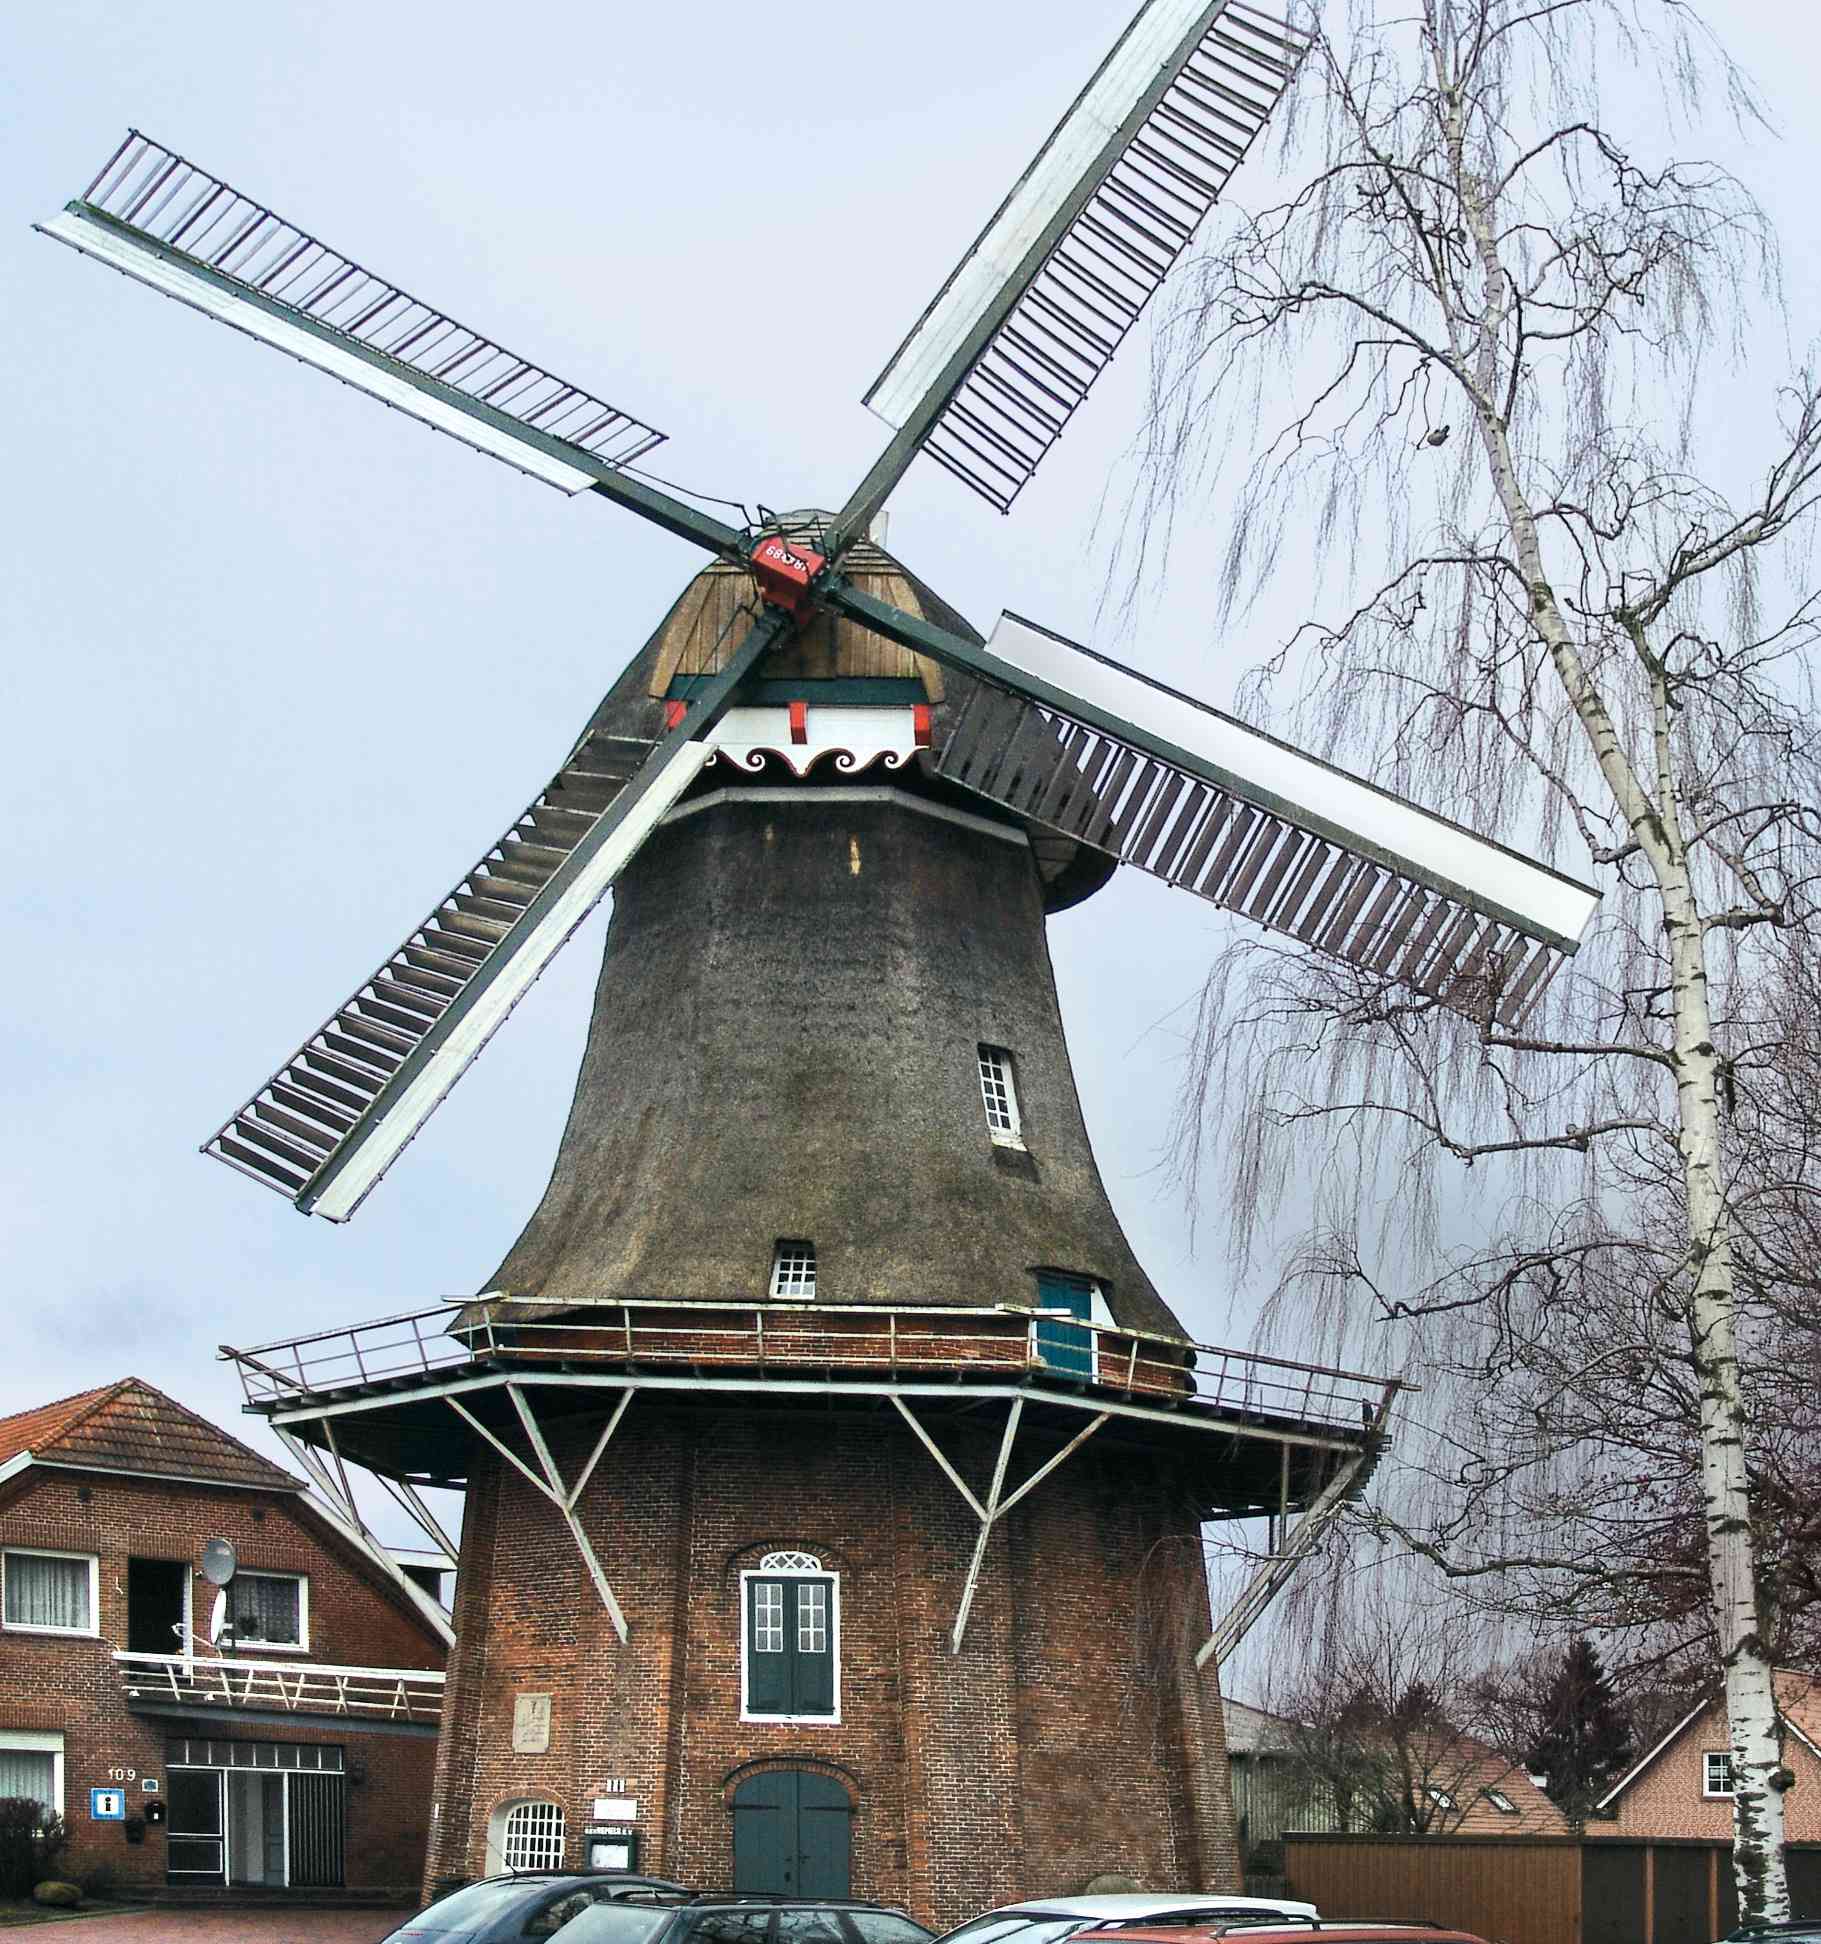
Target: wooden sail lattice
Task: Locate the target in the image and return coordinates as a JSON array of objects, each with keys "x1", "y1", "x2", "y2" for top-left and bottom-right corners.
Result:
[
  {"x1": 866, "y1": 1, "x2": 1308, "y2": 513},
  {"x1": 59, "y1": 131, "x2": 665, "y2": 486},
  {"x1": 934, "y1": 680, "x2": 1565, "y2": 1026},
  {"x1": 207, "y1": 730, "x2": 656, "y2": 1202}
]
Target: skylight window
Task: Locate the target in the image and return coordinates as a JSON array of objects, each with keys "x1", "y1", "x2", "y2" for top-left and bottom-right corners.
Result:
[{"x1": 770, "y1": 1240, "x2": 816, "y2": 1300}]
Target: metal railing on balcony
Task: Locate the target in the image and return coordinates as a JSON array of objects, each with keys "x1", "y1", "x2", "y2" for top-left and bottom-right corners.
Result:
[
  {"x1": 114, "y1": 1650, "x2": 444, "y2": 1723},
  {"x1": 222, "y1": 1299, "x2": 1394, "y2": 1438}
]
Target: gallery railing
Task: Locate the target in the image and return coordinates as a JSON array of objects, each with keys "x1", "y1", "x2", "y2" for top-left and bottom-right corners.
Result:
[{"x1": 222, "y1": 1299, "x2": 1394, "y2": 1437}]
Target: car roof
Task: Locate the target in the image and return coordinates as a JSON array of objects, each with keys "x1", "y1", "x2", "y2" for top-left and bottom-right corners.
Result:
[
  {"x1": 998, "y1": 1900, "x2": 1319, "y2": 1921},
  {"x1": 1116, "y1": 1930, "x2": 1486, "y2": 1943}
]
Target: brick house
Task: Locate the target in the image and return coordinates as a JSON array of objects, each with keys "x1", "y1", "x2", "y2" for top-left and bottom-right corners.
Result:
[
  {"x1": 0, "y1": 1378, "x2": 451, "y2": 1896},
  {"x1": 1223, "y1": 1697, "x2": 1568, "y2": 1852},
  {"x1": 1595, "y1": 1670, "x2": 1821, "y2": 1838}
]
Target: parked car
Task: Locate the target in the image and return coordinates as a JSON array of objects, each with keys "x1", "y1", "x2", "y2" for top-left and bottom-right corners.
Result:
[
  {"x1": 1079, "y1": 1928, "x2": 1486, "y2": 1943},
  {"x1": 563, "y1": 1898, "x2": 935, "y2": 1944},
  {"x1": 1716, "y1": 1924, "x2": 1821, "y2": 1944},
  {"x1": 930, "y1": 1890, "x2": 1319, "y2": 1944},
  {"x1": 380, "y1": 1874, "x2": 692, "y2": 1941}
]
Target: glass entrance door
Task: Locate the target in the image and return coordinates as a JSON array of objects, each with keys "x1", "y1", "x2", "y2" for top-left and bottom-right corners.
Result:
[{"x1": 165, "y1": 1769, "x2": 225, "y2": 1885}]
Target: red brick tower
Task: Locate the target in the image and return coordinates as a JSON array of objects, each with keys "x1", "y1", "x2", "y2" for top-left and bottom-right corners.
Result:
[{"x1": 225, "y1": 532, "x2": 1394, "y2": 1927}]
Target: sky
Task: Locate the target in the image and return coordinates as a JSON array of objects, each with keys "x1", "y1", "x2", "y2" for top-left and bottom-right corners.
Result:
[{"x1": 6, "y1": 1, "x2": 1819, "y2": 1576}]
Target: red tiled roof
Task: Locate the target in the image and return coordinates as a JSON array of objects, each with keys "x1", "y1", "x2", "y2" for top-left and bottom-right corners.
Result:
[
  {"x1": 0, "y1": 1379, "x2": 299, "y2": 1491},
  {"x1": 0, "y1": 1383, "x2": 121, "y2": 1466}
]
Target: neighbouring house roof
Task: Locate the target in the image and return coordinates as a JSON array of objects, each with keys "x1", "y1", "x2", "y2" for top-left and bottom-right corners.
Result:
[
  {"x1": 0, "y1": 1378, "x2": 301, "y2": 1491},
  {"x1": 1222, "y1": 1698, "x2": 1571, "y2": 1837},
  {"x1": 1224, "y1": 1697, "x2": 1305, "y2": 1755},
  {"x1": 1596, "y1": 1670, "x2": 1821, "y2": 1812},
  {"x1": 1422, "y1": 1734, "x2": 1571, "y2": 1835}
]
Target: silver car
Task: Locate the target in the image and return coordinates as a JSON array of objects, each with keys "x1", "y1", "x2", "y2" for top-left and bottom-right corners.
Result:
[{"x1": 932, "y1": 1892, "x2": 1319, "y2": 1944}]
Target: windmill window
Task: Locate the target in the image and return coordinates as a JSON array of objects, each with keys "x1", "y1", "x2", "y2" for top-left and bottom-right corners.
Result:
[
  {"x1": 1704, "y1": 1752, "x2": 1735, "y2": 1797},
  {"x1": 501, "y1": 1798, "x2": 567, "y2": 1871},
  {"x1": 977, "y1": 1045, "x2": 1023, "y2": 1146},
  {"x1": 742, "y1": 1553, "x2": 838, "y2": 1722},
  {"x1": 2, "y1": 1549, "x2": 98, "y2": 1637},
  {"x1": 770, "y1": 1240, "x2": 816, "y2": 1301}
]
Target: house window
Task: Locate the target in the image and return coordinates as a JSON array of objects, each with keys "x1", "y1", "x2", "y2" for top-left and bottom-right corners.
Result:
[
  {"x1": 1484, "y1": 1787, "x2": 1519, "y2": 1814},
  {"x1": 2, "y1": 1549, "x2": 98, "y2": 1636},
  {"x1": 977, "y1": 1045, "x2": 1023, "y2": 1145},
  {"x1": 501, "y1": 1799, "x2": 566, "y2": 1871},
  {"x1": 0, "y1": 1732, "x2": 64, "y2": 1818},
  {"x1": 227, "y1": 1572, "x2": 307, "y2": 1651},
  {"x1": 742, "y1": 1552, "x2": 838, "y2": 1722},
  {"x1": 1704, "y1": 1752, "x2": 1736, "y2": 1797},
  {"x1": 771, "y1": 1240, "x2": 817, "y2": 1300},
  {"x1": 1426, "y1": 1786, "x2": 1457, "y2": 1810}
]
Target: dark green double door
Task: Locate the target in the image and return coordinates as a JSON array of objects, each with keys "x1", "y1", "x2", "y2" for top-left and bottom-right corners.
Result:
[{"x1": 732, "y1": 1770, "x2": 851, "y2": 1896}]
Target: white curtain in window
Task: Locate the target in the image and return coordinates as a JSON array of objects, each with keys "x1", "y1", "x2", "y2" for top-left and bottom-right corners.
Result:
[
  {"x1": 0, "y1": 1752, "x2": 55, "y2": 1813},
  {"x1": 230, "y1": 1575, "x2": 300, "y2": 1643},
  {"x1": 4, "y1": 1554, "x2": 90, "y2": 1630}
]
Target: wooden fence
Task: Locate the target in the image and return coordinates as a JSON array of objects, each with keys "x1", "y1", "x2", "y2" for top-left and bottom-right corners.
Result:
[{"x1": 1284, "y1": 1834, "x2": 1821, "y2": 1944}]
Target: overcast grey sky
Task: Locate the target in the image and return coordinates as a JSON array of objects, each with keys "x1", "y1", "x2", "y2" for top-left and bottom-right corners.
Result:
[{"x1": 7, "y1": 1, "x2": 1818, "y2": 1540}]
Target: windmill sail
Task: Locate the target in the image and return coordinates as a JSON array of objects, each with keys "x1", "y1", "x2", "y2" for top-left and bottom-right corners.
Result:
[
  {"x1": 210, "y1": 607, "x2": 793, "y2": 1221},
  {"x1": 819, "y1": 595, "x2": 1598, "y2": 1025},
  {"x1": 842, "y1": 0, "x2": 1306, "y2": 533},
  {"x1": 39, "y1": 131, "x2": 665, "y2": 495}
]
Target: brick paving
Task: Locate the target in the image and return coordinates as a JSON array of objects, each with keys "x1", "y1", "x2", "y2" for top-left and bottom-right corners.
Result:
[{"x1": 15, "y1": 1910, "x2": 407, "y2": 1940}]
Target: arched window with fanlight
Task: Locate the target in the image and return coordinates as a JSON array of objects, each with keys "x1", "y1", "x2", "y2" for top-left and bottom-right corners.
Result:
[
  {"x1": 741, "y1": 1551, "x2": 838, "y2": 1723},
  {"x1": 487, "y1": 1797, "x2": 566, "y2": 1874}
]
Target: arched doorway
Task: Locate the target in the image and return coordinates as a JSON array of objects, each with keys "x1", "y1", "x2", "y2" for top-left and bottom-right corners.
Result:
[{"x1": 732, "y1": 1769, "x2": 851, "y2": 1897}]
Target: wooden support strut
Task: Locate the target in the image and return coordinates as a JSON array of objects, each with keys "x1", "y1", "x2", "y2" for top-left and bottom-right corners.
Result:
[
  {"x1": 891, "y1": 1396, "x2": 1112, "y2": 1655},
  {"x1": 1193, "y1": 1380, "x2": 1402, "y2": 1671},
  {"x1": 445, "y1": 1388, "x2": 634, "y2": 1643}
]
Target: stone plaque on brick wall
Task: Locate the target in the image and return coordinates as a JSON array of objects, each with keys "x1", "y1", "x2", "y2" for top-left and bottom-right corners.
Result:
[{"x1": 512, "y1": 1693, "x2": 552, "y2": 1754}]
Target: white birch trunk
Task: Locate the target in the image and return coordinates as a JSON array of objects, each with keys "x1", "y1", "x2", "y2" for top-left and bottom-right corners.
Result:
[{"x1": 1435, "y1": 49, "x2": 1791, "y2": 1919}]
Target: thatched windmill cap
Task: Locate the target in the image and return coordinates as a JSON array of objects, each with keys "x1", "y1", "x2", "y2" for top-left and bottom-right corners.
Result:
[{"x1": 579, "y1": 512, "x2": 1115, "y2": 910}]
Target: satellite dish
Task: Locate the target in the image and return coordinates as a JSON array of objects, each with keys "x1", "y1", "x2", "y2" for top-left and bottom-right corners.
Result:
[{"x1": 200, "y1": 1538, "x2": 237, "y2": 1587}]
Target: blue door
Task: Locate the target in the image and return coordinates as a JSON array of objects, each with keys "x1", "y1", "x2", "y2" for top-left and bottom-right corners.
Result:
[
  {"x1": 733, "y1": 1770, "x2": 851, "y2": 1896},
  {"x1": 1034, "y1": 1271, "x2": 1095, "y2": 1376}
]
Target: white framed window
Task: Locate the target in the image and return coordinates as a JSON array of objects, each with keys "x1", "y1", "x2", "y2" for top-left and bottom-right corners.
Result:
[
  {"x1": 977, "y1": 1044, "x2": 1023, "y2": 1146},
  {"x1": 491, "y1": 1798, "x2": 566, "y2": 1872},
  {"x1": 0, "y1": 1731, "x2": 64, "y2": 1818},
  {"x1": 1704, "y1": 1751, "x2": 1736, "y2": 1797},
  {"x1": 741, "y1": 1552, "x2": 839, "y2": 1723},
  {"x1": 770, "y1": 1240, "x2": 816, "y2": 1300},
  {"x1": 1483, "y1": 1787, "x2": 1519, "y2": 1814},
  {"x1": 753, "y1": 1581, "x2": 785, "y2": 1653},
  {"x1": 1426, "y1": 1786, "x2": 1457, "y2": 1810},
  {"x1": 227, "y1": 1571, "x2": 308, "y2": 1652},
  {"x1": 2, "y1": 1548, "x2": 99, "y2": 1637}
]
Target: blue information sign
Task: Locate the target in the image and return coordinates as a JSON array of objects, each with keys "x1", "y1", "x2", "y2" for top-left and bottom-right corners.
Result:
[{"x1": 89, "y1": 1788, "x2": 126, "y2": 1821}]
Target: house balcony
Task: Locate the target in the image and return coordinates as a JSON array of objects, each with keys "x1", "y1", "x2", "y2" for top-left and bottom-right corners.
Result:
[{"x1": 114, "y1": 1651, "x2": 443, "y2": 1735}]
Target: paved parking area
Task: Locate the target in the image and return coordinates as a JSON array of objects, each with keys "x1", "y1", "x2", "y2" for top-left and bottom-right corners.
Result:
[{"x1": 13, "y1": 1912, "x2": 404, "y2": 1941}]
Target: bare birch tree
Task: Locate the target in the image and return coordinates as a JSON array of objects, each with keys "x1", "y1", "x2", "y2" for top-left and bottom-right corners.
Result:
[{"x1": 1135, "y1": 0, "x2": 1821, "y2": 1918}]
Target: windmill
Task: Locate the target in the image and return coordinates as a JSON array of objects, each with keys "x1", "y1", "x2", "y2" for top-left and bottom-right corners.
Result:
[{"x1": 39, "y1": 0, "x2": 1597, "y2": 1231}]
